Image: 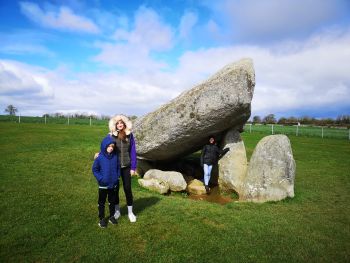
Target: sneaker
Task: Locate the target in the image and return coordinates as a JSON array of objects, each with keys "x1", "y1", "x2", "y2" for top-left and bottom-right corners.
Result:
[
  {"x1": 114, "y1": 209, "x2": 121, "y2": 219},
  {"x1": 128, "y1": 213, "x2": 137, "y2": 223},
  {"x1": 98, "y1": 218, "x2": 107, "y2": 228},
  {"x1": 109, "y1": 216, "x2": 118, "y2": 225},
  {"x1": 205, "y1": 186, "x2": 210, "y2": 195}
]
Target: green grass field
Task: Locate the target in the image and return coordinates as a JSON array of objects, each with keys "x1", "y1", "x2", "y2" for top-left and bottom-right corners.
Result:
[
  {"x1": 1, "y1": 115, "x2": 349, "y2": 140},
  {"x1": 0, "y1": 123, "x2": 349, "y2": 262},
  {"x1": 244, "y1": 124, "x2": 349, "y2": 140}
]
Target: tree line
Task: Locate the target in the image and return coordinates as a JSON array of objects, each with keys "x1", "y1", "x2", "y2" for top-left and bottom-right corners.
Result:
[
  {"x1": 4, "y1": 105, "x2": 137, "y2": 121},
  {"x1": 4, "y1": 105, "x2": 348, "y2": 127},
  {"x1": 250, "y1": 114, "x2": 350, "y2": 127}
]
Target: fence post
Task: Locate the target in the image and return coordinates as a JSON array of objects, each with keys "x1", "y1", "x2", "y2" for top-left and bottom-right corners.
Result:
[
  {"x1": 322, "y1": 127, "x2": 324, "y2": 138},
  {"x1": 68, "y1": 115, "x2": 70, "y2": 125},
  {"x1": 90, "y1": 117, "x2": 92, "y2": 126},
  {"x1": 296, "y1": 125, "x2": 298, "y2": 136},
  {"x1": 45, "y1": 115, "x2": 47, "y2": 124},
  {"x1": 18, "y1": 114, "x2": 21, "y2": 123},
  {"x1": 272, "y1": 124, "x2": 274, "y2": 135}
]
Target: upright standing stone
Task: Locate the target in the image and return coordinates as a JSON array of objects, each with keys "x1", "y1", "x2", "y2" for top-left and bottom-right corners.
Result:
[
  {"x1": 241, "y1": 135, "x2": 296, "y2": 202},
  {"x1": 218, "y1": 127, "x2": 248, "y2": 193},
  {"x1": 134, "y1": 58, "x2": 255, "y2": 161}
]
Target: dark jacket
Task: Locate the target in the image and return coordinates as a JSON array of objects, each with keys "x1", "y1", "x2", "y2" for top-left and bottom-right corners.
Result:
[
  {"x1": 112, "y1": 133, "x2": 137, "y2": 170},
  {"x1": 201, "y1": 144, "x2": 229, "y2": 166},
  {"x1": 108, "y1": 115, "x2": 137, "y2": 170},
  {"x1": 92, "y1": 135, "x2": 120, "y2": 189}
]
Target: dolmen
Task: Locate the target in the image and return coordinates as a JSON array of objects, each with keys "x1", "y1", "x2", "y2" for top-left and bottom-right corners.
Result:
[{"x1": 134, "y1": 58, "x2": 296, "y2": 202}]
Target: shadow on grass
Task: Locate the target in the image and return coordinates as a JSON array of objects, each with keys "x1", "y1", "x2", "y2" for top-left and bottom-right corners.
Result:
[{"x1": 121, "y1": 196, "x2": 161, "y2": 215}]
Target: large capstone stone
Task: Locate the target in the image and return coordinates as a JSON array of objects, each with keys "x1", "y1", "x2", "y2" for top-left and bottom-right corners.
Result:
[
  {"x1": 134, "y1": 58, "x2": 255, "y2": 161},
  {"x1": 241, "y1": 135, "x2": 296, "y2": 202},
  {"x1": 218, "y1": 128, "x2": 248, "y2": 193},
  {"x1": 143, "y1": 169, "x2": 187, "y2": 192}
]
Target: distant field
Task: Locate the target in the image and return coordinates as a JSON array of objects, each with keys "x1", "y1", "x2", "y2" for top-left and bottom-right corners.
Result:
[
  {"x1": 0, "y1": 114, "x2": 108, "y2": 126},
  {"x1": 244, "y1": 124, "x2": 349, "y2": 140},
  {"x1": 0, "y1": 123, "x2": 349, "y2": 262},
  {"x1": 1, "y1": 115, "x2": 348, "y2": 140}
]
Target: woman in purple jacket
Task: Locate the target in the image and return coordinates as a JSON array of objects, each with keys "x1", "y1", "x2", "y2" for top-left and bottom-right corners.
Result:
[{"x1": 108, "y1": 115, "x2": 137, "y2": 222}]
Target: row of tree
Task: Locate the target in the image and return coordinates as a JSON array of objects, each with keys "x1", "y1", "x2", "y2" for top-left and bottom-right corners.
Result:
[
  {"x1": 42, "y1": 112, "x2": 138, "y2": 121},
  {"x1": 4, "y1": 105, "x2": 137, "y2": 121},
  {"x1": 250, "y1": 114, "x2": 350, "y2": 126},
  {"x1": 4, "y1": 105, "x2": 348, "y2": 126},
  {"x1": 42, "y1": 112, "x2": 110, "y2": 120}
]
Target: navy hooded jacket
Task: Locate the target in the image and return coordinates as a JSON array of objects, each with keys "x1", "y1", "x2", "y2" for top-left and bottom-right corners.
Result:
[{"x1": 92, "y1": 135, "x2": 120, "y2": 189}]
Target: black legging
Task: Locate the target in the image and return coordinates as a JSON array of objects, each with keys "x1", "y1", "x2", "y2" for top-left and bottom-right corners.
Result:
[{"x1": 116, "y1": 167, "x2": 133, "y2": 206}]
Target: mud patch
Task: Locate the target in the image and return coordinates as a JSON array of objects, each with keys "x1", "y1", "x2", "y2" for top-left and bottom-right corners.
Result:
[{"x1": 188, "y1": 186, "x2": 237, "y2": 205}]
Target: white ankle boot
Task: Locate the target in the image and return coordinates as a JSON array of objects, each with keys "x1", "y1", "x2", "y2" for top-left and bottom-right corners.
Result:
[
  {"x1": 114, "y1": 205, "x2": 121, "y2": 219},
  {"x1": 128, "y1": 206, "x2": 136, "y2": 222}
]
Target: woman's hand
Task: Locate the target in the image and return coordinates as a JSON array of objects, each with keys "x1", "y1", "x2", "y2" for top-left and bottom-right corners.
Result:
[{"x1": 130, "y1": 170, "x2": 136, "y2": 176}]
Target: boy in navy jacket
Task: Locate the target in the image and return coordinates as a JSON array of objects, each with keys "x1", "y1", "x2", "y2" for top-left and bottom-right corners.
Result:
[{"x1": 92, "y1": 135, "x2": 120, "y2": 228}]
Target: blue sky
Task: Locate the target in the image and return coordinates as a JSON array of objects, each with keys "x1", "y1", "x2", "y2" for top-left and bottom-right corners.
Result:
[{"x1": 0, "y1": 0, "x2": 349, "y2": 118}]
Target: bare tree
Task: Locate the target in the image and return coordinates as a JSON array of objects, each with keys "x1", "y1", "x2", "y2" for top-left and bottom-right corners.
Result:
[{"x1": 5, "y1": 105, "x2": 18, "y2": 115}]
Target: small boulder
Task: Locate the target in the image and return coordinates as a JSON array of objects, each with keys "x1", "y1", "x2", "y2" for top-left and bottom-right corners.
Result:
[
  {"x1": 187, "y1": 179, "x2": 206, "y2": 195},
  {"x1": 241, "y1": 135, "x2": 296, "y2": 202},
  {"x1": 143, "y1": 169, "x2": 187, "y2": 192},
  {"x1": 138, "y1": 178, "x2": 169, "y2": 194}
]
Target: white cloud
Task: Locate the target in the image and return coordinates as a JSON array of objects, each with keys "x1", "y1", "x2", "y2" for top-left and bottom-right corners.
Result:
[
  {"x1": 19, "y1": 1, "x2": 100, "y2": 34},
  {"x1": 179, "y1": 11, "x2": 198, "y2": 39},
  {"x1": 176, "y1": 28, "x2": 350, "y2": 117},
  {"x1": 203, "y1": 0, "x2": 350, "y2": 42},
  {"x1": 90, "y1": 8, "x2": 129, "y2": 34},
  {"x1": 0, "y1": 60, "x2": 54, "y2": 98},
  {"x1": 94, "y1": 6, "x2": 174, "y2": 70},
  {"x1": 0, "y1": 30, "x2": 55, "y2": 57},
  {"x1": 1, "y1": 27, "x2": 349, "y2": 118},
  {"x1": 0, "y1": 59, "x2": 180, "y2": 117},
  {"x1": 0, "y1": 43, "x2": 55, "y2": 57}
]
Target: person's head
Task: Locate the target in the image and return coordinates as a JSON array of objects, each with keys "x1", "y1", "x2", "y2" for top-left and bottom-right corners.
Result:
[
  {"x1": 109, "y1": 115, "x2": 133, "y2": 137},
  {"x1": 101, "y1": 136, "x2": 116, "y2": 158},
  {"x1": 116, "y1": 120, "x2": 125, "y2": 131},
  {"x1": 208, "y1": 135, "x2": 215, "y2": 144},
  {"x1": 106, "y1": 143, "x2": 115, "y2": 154}
]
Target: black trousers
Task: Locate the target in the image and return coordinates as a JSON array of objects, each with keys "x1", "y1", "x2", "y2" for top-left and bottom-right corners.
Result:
[
  {"x1": 116, "y1": 167, "x2": 133, "y2": 206},
  {"x1": 98, "y1": 188, "x2": 116, "y2": 219}
]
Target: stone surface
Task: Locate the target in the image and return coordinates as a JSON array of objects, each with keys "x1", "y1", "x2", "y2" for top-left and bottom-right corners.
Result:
[
  {"x1": 187, "y1": 179, "x2": 206, "y2": 195},
  {"x1": 143, "y1": 169, "x2": 187, "y2": 191},
  {"x1": 134, "y1": 58, "x2": 255, "y2": 161},
  {"x1": 135, "y1": 159, "x2": 154, "y2": 177},
  {"x1": 138, "y1": 178, "x2": 169, "y2": 194},
  {"x1": 241, "y1": 135, "x2": 296, "y2": 202},
  {"x1": 218, "y1": 128, "x2": 248, "y2": 193},
  {"x1": 183, "y1": 175, "x2": 195, "y2": 183}
]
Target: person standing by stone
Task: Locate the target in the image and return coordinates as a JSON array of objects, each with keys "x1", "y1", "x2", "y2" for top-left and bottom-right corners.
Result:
[
  {"x1": 95, "y1": 114, "x2": 137, "y2": 222},
  {"x1": 200, "y1": 136, "x2": 229, "y2": 194},
  {"x1": 92, "y1": 136, "x2": 120, "y2": 228},
  {"x1": 109, "y1": 115, "x2": 137, "y2": 222}
]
